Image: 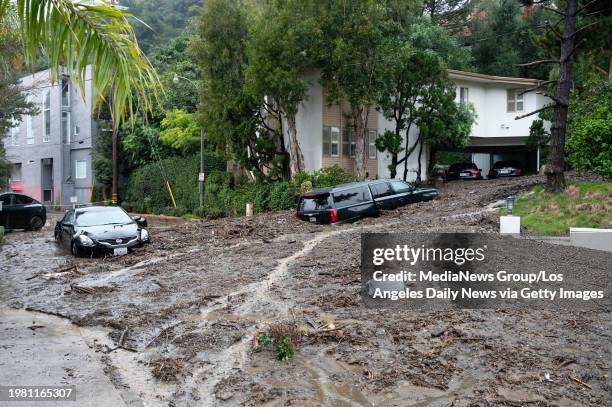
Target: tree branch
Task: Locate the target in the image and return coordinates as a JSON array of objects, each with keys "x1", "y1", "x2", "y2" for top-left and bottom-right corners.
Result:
[
  {"x1": 565, "y1": 38, "x2": 588, "y2": 61},
  {"x1": 514, "y1": 105, "x2": 554, "y2": 120},
  {"x1": 542, "y1": 5, "x2": 565, "y2": 16},
  {"x1": 545, "y1": 20, "x2": 563, "y2": 40},
  {"x1": 570, "y1": 21, "x2": 598, "y2": 38},
  {"x1": 514, "y1": 59, "x2": 559, "y2": 67},
  {"x1": 576, "y1": 0, "x2": 600, "y2": 15},
  {"x1": 519, "y1": 80, "x2": 556, "y2": 96},
  {"x1": 535, "y1": 91, "x2": 566, "y2": 106}
]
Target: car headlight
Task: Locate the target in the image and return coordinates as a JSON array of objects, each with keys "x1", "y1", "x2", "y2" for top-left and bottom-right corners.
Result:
[
  {"x1": 78, "y1": 234, "x2": 95, "y2": 247},
  {"x1": 140, "y1": 228, "x2": 149, "y2": 242}
]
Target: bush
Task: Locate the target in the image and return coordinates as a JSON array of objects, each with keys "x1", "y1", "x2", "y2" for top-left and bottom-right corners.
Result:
[
  {"x1": 0, "y1": 225, "x2": 4, "y2": 243},
  {"x1": 124, "y1": 161, "x2": 351, "y2": 218}
]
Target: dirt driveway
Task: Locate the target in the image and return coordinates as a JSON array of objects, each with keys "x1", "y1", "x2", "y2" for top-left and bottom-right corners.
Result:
[{"x1": 1, "y1": 175, "x2": 610, "y2": 406}]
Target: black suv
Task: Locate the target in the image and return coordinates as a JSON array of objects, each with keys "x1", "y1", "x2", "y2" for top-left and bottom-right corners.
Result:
[
  {"x1": 295, "y1": 180, "x2": 438, "y2": 224},
  {"x1": 445, "y1": 163, "x2": 483, "y2": 181}
]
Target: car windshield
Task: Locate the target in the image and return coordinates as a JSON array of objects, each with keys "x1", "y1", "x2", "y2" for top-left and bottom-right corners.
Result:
[
  {"x1": 75, "y1": 208, "x2": 133, "y2": 227},
  {"x1": 299, "y1": 194, "x2": 332, "y2": 211}
]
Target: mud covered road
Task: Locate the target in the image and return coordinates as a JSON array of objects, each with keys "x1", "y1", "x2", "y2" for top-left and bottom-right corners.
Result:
[{"x1": 1, "y1": 175, "x2": 610, "y2": 406}]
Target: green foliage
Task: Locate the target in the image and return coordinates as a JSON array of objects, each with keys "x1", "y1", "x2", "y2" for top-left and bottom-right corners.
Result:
[
  {"x1": 435, "y1": 151, "x2": 471, "y2": 165},
  {"x1": 467, "y1": 0, "x2": 551, "y2": 79},
  {"x1": 502, "y1": 181, "x2": 612, "y2": 235},
  {"x1": 193, "y1": 0, "x2": 289, "y2": 181},
  {"x1": 566, "y1": 80, "x2": 612, "y2": 177},
  {"x1": 122, "y1": 154, "x2": 226, "y2": 214},
  {"x1": 254, "y1": 333, "x2": 273, "y2": 352},
  {"x1": 118, "y1": 0, "x2": 200, "y2": 56},
  {"x1": 276, "y1": 336, "x2": 295, "y2": 361},
  {"x1": 293, "y1": 165, "x2": 355, "y2": 191},
  {"x1": 0, "y1": 225, "x2": 4, "y2": 243},
  {"x1": 159, "y1": 109, "x2": 201, "y2": 154}
]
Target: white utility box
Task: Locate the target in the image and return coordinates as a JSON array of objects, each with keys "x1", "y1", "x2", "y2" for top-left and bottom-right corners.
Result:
[{"x1": 500, "y1": 215, "x2": 521, "y2": 234}]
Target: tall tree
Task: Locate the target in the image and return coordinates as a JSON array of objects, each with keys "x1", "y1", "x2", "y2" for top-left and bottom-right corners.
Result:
[
  {"x1": 319, "y1": 0, "x2": 387, "y2": 179},
  {"x1": 516, "y1": 0, "x2": 594, "y2": 192},
  {"x1": 246, "y1": 0, "x2": 318, "y2": 179},
  {"x1": 377, "y1": 19, "x2": 472, "y2": 180},
  {"x1": 422, "y1": 0, "x2": 474, "y2": 34},
  {"x1": 193, "y1": 0, "x2": 289, "y2": 180}
]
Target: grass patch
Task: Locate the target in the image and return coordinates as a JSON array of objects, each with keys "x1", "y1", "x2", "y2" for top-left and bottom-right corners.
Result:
[{"x1": 500, "y1": 181, "x2": 612, "y2": 235}]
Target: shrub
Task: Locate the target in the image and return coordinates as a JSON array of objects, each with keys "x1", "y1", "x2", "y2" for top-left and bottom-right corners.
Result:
[{"x1": 0, "y1": 226, "x2": 4, "y2": 243}]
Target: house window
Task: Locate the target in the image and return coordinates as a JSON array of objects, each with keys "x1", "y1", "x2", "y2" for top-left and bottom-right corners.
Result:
[
  {"x1": 74, "y1": 124, "x2": 80, "y2": 139},
  {"x1": 61, "y1": 76, "x2": 70, "y2": 107},
  {"x1": 342, "y1": 128, "x2": 356, "y2": 158},
  {"x1": 330, "y1": 127, "x2": 339, "y2": 157},
  {"x1": 62, "y1": 112, "x2": 70, "y2": 144},
  {"x1": 507, "y1": 89, "x2": 524, "y2": 112},
  {"x1": 43, "y1": 89, "x2": 51, "y2": 142},
  {"x1": 367, "y1": 130, "x2": 377, "y2": 159},
  {"x1": 26, "y1": 116, "x2": 34, "y2": 145},
  {"x1": 460, "y1": 87, "x2": 469, "y2": 104},
  {"x1": 323, "y1": 126, "x2": 340, "y2": 157},
  {"x1": 10, "y1": 121, "x2": 19, "y2": 146},
  {"x1": 75, "y1": 160, "x2": 87, "y2": 179}
]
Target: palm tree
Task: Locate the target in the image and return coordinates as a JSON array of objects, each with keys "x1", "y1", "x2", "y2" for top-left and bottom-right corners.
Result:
[{"x1": 0, "y1": 0, "x2": 160, "y2": 126}]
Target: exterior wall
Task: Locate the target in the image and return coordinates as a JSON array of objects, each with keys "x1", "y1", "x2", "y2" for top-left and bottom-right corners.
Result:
[
  {"x1": 287, "y1": 70, "x2": 550, "y2": 182},
  {"x1": 3, "y1": 66, "x2": 94, "y2": 206},
  {"x1": 377, "y1": 114, "x2": 429, "y2": 182}
]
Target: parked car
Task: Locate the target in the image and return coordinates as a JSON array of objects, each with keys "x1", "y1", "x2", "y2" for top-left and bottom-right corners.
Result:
[
  {"x1": 295, "y1": 180, "x2": 438, "y2": 224},
  {"x1": 445, "y1": 163, "x2": 483, "y2": 181},
  {"x1": 488, "y1": 161, "x2": 523, "y2": 178},
  {"x1": 0, "y1": 192, "x2": 47, "y2": 230},
  {"x1": 55, "y1": 206, "x2": 149, "y2": 257}
]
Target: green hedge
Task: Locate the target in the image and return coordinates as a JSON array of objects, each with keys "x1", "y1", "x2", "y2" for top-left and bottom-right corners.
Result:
[
  {"x1": 0, "y1": 226, "x2": 4, "y2": 243},
  {"x1": 122, "y1": 153, "x2": 226, "y2": 214},
  {"x1": 123, "y1": 162, "x2": 354, "y2": 218}
]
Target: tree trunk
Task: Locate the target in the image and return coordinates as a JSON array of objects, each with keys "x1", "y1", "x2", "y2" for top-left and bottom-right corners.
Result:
[
  {"x1": 547, "y1": 0, "x2": 577, "y2": 193},
  {"x1": 416, "y1": 139, "x2": 424, "y2": 183},
  {"x1": 286, "y1": 113, "x2": 305, "y2": 180},
  {"x1": 352, "y1": 105, "x2": 367, "y2": 180}
]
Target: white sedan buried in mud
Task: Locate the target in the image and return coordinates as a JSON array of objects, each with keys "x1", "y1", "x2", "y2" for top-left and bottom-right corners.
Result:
[{"x1": 55, "y1": 206, "x2": 149, "y2": 257}]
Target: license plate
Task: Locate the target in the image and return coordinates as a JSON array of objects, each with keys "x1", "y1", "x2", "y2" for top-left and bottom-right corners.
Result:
[
  {"x1": 113, "y1": 247, "x2": 128, "y2": 256},
  {"x1": 309, "y1": 217, "x2": 317, "y2": 223},
  {"x1": 499, "y1": 169, "x2": 510, "y2": 174},
  {"x1": 460, "y1": 172, "x2": 470, "y2": 177}
]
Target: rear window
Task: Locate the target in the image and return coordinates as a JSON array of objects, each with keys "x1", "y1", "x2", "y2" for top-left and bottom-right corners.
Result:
[
  {"x1": 494, "y1": 161, "x2": 519, "y2": 168},
  {"x1": 451, "y1": 163, "x2": 476, "y2": 170},
  {"x1": 14, "y1": 194, "x2": 34, "y2": 204},
  {"x1": 333, "y1": 187, "x2": 369, "y2": 208},
  {"x1": 299, "y1": 194, "x2": 332, "y2": 211}
]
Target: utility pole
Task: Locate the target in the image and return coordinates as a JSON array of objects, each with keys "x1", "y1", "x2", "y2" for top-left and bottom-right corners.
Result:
[
  {"x1": 111, "y1": 125, "x2": 118, "y2": 204},
  {"x1": 199, "y1": 128, "x2": 205, "y2": 208}
]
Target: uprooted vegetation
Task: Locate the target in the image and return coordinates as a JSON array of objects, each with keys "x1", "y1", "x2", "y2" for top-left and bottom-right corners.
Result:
[{"x1": 254, "y1": 321, "x2": 302, "y2": 361}]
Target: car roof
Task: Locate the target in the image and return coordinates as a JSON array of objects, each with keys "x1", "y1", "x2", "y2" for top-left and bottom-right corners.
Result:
[
  {"x1": 303, "y1": 179, "x2": 406, "y2": 195},
  {"x1": 74, "y1": 206, "x2": 124, "y2": 213}
]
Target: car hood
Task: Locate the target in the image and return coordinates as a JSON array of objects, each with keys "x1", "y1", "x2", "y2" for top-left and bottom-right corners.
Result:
[{"x1": 77, "y1": 223, "x2": 139, "y2": 240}]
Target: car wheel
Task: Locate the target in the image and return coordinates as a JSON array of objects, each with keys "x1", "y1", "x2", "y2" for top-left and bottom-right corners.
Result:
[
  {"x1": 71, "y1": 242, "x2": 83, "y2": 258},
  {"x1": 29, "y1": 216, "x2": 44, "y2": 231}
]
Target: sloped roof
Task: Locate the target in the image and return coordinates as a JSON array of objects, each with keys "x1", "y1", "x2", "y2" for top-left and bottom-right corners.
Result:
[{"x1": 448, "y1": 69, "x2": 541, "y2": 86}]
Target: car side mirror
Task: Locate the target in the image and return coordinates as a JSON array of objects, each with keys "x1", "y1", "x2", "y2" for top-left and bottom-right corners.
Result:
[{"x1": 131, "y1": 215, "x2": 148, "y2": 228}]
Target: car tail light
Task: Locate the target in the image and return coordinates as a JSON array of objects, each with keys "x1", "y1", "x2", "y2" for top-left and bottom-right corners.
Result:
[
  {"x1": 515, "y1": 168, "x2": 522, "y2": 175},
  {"x1": 330, "y1": 209, "x2": 338, "y2": 223},
  {"x1": 294, "y1": 211, "x2": 299, "y2": 218},
  {"x1": 470, "y1": 169, "x2": 480, "y2": 175}
]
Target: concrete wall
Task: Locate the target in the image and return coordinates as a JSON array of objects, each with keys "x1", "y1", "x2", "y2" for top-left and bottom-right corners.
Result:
[{"x1": 3, "y1": 67, "x2": 94, "y2": 206}]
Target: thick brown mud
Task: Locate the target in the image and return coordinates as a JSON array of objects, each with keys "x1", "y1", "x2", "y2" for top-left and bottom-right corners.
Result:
[{"x1": 1, "y1": 174, "x2": 610, "y2": 406}]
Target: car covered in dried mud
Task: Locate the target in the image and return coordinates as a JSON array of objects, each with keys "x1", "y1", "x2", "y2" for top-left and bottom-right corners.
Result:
[
  {"x1": 295, "y1": 180, "x2": 438, "y2": 224},
  {"x1": 55, "y1": 206, "x2": 149, "y2": 257}
]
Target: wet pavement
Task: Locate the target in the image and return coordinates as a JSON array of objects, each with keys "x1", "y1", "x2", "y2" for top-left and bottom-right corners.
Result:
[{"x1": 1, "y1": 175, "x2": 610, "y2": 406}]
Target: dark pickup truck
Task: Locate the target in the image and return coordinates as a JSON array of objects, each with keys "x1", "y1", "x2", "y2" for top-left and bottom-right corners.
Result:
[{"x1": 295, "y1": 179, "x2": 438, "y2": 224}]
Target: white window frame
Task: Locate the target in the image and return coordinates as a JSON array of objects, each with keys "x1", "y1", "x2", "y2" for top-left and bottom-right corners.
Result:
[
  {"x1": 460, "y1": 87, "x2": 469, "y2": 104},
  {"x1": 62, "y1": 111, "x2": 71, "y2": 144},
  {"x1": 43, "y1": 90, "x2": 51, "y2": 142},
  {"x1": 26, "y1": 115, "x2": 34, "y2": 145},
  {"x1": 75, "y1": 160, "x2": 87, "y2": 179},
  {"x1": 507, "y1": 89, "x2": 524, "y2": 112},
  {"x1": 330, "y1": 127, "x2": 339, "y2": 158},
  {"x1": 367, "y1": 130, "x2": 377, "y2": 159}
]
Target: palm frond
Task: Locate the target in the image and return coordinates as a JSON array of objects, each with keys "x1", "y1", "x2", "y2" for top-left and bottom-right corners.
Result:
[{"x1": 0, "y1": 0, "x2": 161, "y2": 127}]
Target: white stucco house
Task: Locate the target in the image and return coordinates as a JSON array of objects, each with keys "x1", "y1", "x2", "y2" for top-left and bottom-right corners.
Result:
[{"x1": 285, "y1": 69, "x2": 550, "y2": 181}]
